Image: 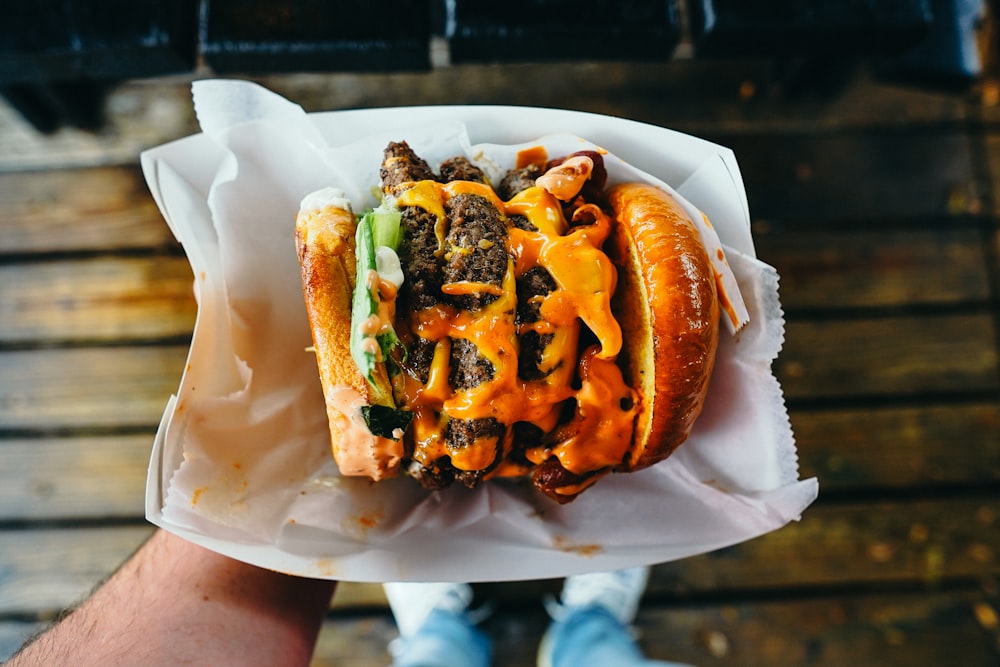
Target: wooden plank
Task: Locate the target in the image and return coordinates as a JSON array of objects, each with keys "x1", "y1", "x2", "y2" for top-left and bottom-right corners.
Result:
[
  {"x1": 3, "y1": 496, "x2": 996, "y2": 618},
  {"x1": 207, "y1": 65, "x2": 985, "y2": 135},
  {"x1": 0, "y1": 435, "x2": 151, "y2": 521},
  {"x1": 0, "y1": 525, "x2": 153, "y2": 615},
  {"x1": 777, "y1": 313, "x2": 999, "y2": 401},
  {"x1": 310, "y1": 614, "x2": 398, "y2": 667},
  {"x1": 270, "y1": 63, "x2": 974, "y2": 136},
  {"x1": 0, "y1": 256, "x2": 195, "y2": 344},
  {"x1": 725, "y1": 131, "x2": 979, "y2": 222},
  {"x1": 630, "y1": 591, "x2": 1000, "y2": 667},
  {"x1": 790, "y1": 403, "x2": 1000, "y2": 492},
  {"x1": 756, "y1": 228, "x2": 991, "y2": 311},
  {"x1": 0, "y1": 81, "x2": 197, "y2": 172},
  {"x1": 665, "y1": 65, "x2": 970, "y2": 134},
  {"x1": 650, "y1": 496, "x2": 1000, "y2": 594},
  {"x1": 989, "y1": 132, "x2": 1000, "y2": 219},
  {"x1": 0, "y1": 166, "x2": 176, "y2": 254},
  {"x1": 0, "y1": 346, "x2": 186, "y2": 431},
  {"x1": 792, "y1": 402, "x2": 1000, "y2": 490}
]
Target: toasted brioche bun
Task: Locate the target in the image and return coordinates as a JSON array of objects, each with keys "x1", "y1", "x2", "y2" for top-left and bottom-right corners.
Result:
[
  {"x1": 607, "y1": 182, "x2": 720, "y2": 471},
  {"x1": 296, "y1": 205, "x2": 364, "y2": 399},
  {"x1": 296, "y1": 203, "x2": 402, "y2": 480}
]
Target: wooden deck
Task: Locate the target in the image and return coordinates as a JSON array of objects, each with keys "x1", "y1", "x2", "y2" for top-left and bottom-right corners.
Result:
[{"x1": 1, "y1": 60, "x2": 999, "y2": 665}]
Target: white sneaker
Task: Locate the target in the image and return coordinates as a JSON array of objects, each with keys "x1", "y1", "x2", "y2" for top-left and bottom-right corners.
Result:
[
  {"x1": 383, "y1": 582, "x2": 476, "y2": 637},
  {"x1": 546, "y1": 566, "x2": 651, "y2": 626}
]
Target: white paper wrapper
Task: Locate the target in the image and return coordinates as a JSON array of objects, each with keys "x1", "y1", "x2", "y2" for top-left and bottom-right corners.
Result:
[{"x1": 141, "y1": 80, "x2": 817, "y2": 582}]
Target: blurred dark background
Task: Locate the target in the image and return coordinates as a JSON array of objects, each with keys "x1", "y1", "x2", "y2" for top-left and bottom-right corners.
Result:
[{"x1": 0, "y1": 0, "x2": 994, "y2": 133}]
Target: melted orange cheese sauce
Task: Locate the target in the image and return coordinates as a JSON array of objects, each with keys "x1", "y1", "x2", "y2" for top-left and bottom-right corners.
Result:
[{"x1": 394, "y1": 178, "x2": 637, "y2": 476}]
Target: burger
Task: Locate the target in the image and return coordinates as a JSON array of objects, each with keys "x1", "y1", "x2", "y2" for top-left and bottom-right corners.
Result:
[{"x1": 295, "y1": 139, "x2": 735, "y2": 503}]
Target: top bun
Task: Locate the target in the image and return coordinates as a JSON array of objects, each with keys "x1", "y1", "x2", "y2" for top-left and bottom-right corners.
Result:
[{"x1": 607, "y1": 182, "x2": 720, "y2": 471}]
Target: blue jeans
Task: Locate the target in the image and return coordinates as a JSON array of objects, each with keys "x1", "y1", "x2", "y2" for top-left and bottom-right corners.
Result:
[
  {"x1": 390, "y1": 604, "x2": 691, "y2": 667},
  {"x1": 389, "y1": 608, "x2": 492, "y2": 667},
  {"x1": 541, "y1": 606, "x2": 691, "y2": 667}
]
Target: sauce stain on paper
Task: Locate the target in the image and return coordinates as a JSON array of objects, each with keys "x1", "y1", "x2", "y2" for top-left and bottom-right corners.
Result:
[
  {"x1": 553, "y1": 536, "x2": 603, "y2": 556},
  {"x1": 311, "y1": 558, "x2": 341, "y2": 579}
]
